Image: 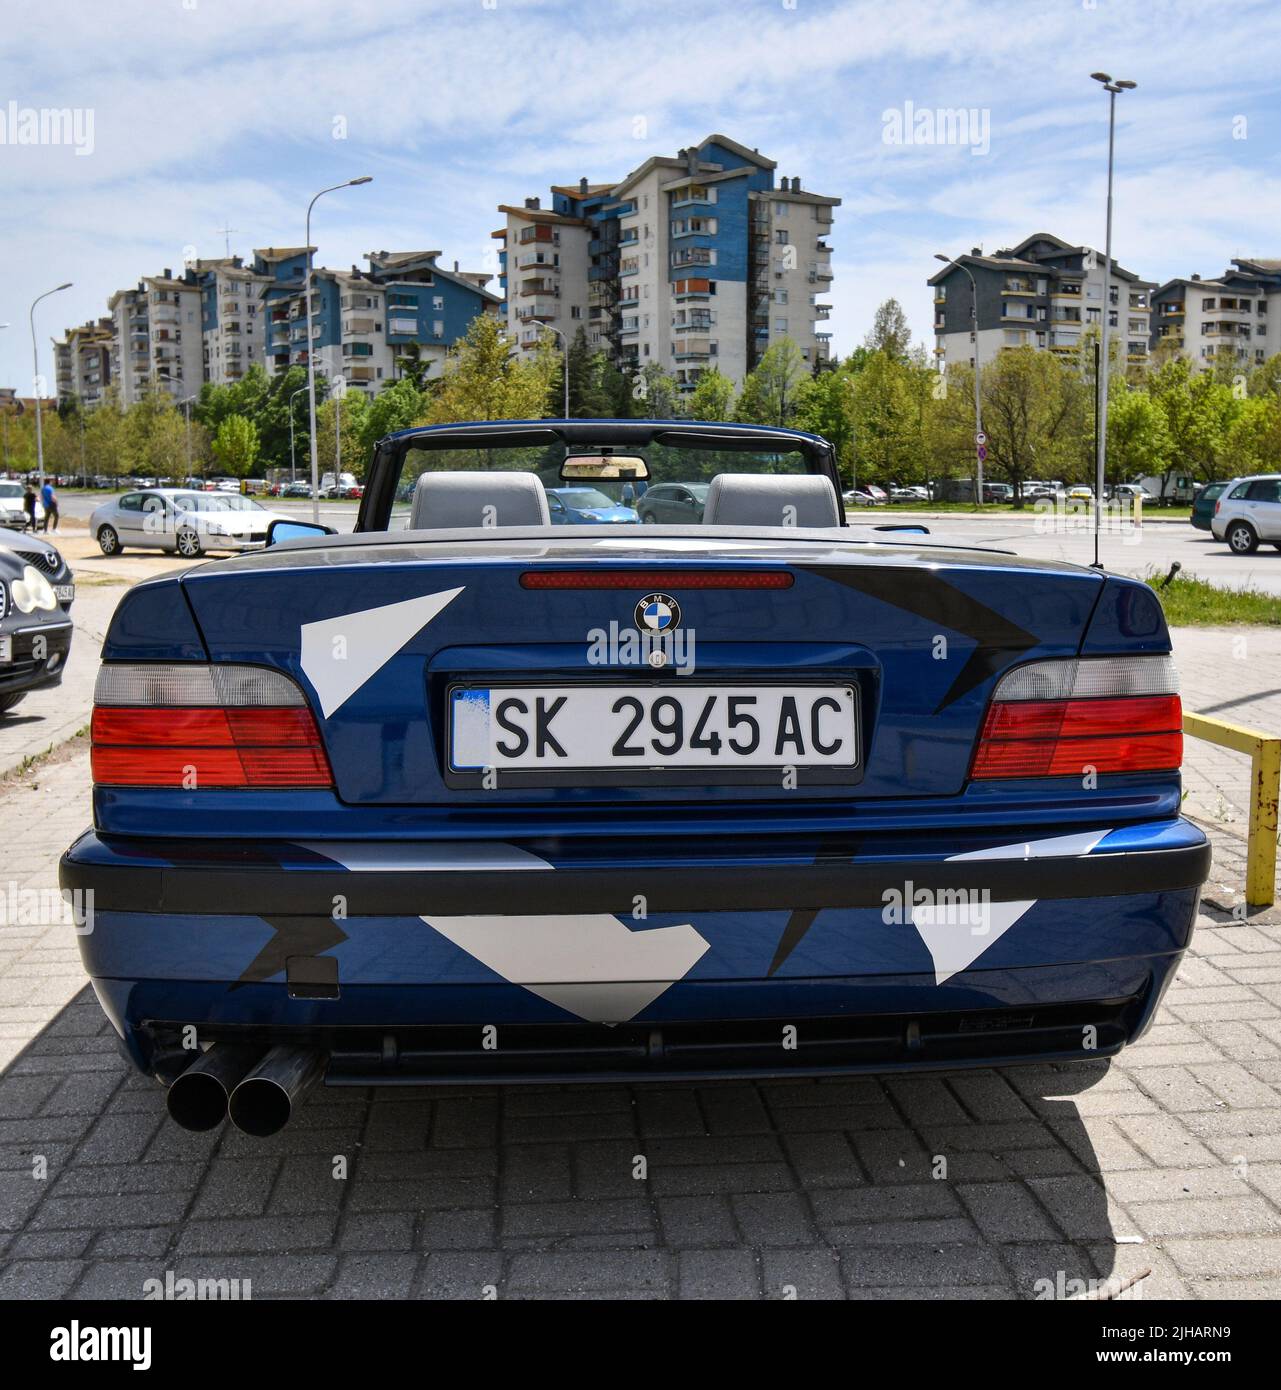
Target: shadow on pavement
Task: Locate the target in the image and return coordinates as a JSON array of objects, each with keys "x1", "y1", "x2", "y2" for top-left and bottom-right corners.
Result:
[{"x1": 0, "y1": 985, "x2": 1118, "y2": 1300}]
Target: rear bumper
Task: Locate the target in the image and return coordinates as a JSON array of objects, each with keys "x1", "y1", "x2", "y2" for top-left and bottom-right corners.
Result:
[{"x1": 62, "y1": 818, "x2": 1210, "y2": 1082}]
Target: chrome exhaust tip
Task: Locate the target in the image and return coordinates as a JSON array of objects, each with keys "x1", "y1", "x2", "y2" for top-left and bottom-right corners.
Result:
[
  {"x1": 166, "y1": 1044, "x2": 264, "y2": 1132},
  {"x1": 228, "y1": 1045, "x2": 326, "y2": 1137}
]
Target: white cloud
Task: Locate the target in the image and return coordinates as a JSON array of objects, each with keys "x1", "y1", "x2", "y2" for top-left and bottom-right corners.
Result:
[{"x1": 2, "y1": 0, "x2": 1279, "y2": 389}]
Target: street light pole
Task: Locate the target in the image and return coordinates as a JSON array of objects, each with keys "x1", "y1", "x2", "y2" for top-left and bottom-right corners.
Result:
[
  {"x1": 29, "y1": 283, "x2": 72, "y2": 492},
  {"x1": 935, "y1": 253, "x2": 984, "y2": 504},
  {"x1": 178, "y1": 393, "x2": 198, "y2": 481},
  {"x1": 288, "y1": 384, "x2": 307, "y2": 485},
  {"x1": 540, "y1": 323, "x2": 570, "y2": 418},
  {"x1": 305, "y1": 177, "x2": 372, "y2": 521},
  {"x1": 1091, "y1": 72, "x2": 1137, "y2": 569}
]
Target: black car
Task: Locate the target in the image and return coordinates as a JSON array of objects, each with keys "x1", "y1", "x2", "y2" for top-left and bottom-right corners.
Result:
[{"x1": 0, "y1": 527, "x2": 75, "y2": 714}]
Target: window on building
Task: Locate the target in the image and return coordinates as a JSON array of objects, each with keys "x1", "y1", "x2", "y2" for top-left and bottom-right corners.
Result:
[
  {"x1": 775, "y1": 318, "x2": 788, "y2": 335},
  {"x1": 775, "y1": 230, "x2": 789, "y2": 245},
  {"x1": 432, "y1": 296, "x2": 444, "y2": 310},
  {"x1": 433, "y1": 320, "x2": 444, "y2": 338},
  {"x1": 775, "y1": 289, "x2": 788, "y2": 304}
]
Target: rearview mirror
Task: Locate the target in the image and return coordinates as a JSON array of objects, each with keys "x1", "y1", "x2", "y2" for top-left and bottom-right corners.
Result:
[
  {"x1": 560, "y1": 454, "x2": 649, "y2": 482},
  {"x1": 267, "y1": 519, "x2": 337, "y2": 546}
]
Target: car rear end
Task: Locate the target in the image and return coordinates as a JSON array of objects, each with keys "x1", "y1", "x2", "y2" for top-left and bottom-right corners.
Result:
[{"x1": 63, "y1": 529, "x2": 1207, "y2": 1126}]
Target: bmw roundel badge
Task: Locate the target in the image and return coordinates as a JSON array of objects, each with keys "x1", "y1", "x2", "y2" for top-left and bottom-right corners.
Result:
[{"x1": 634, "y1": 592, "x2": 681, "y2": 634}]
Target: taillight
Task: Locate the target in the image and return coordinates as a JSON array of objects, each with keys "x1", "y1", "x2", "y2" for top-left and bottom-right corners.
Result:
[
  {"x1": 971, "y1": 656, "x2": 1181, "y2": 780},
  {"x1": 91, "y1": 663, "x2": 332, "y2": 788},
  {"x1": 1214, "y1": 499, "x2": 1221, "y2": 515}
]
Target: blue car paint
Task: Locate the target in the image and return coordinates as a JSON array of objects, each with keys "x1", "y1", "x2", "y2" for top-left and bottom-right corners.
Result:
[
  {"x1": 65, "y1": 421, "x2": 1210, "y2": 1085},
  {"x1": 546, "y1": 488, "x2": 639, "y2": 525}
]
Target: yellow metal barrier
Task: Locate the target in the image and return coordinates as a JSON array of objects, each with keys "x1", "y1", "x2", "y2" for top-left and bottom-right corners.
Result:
[{"x1": 1183, "y1": 711, "x2": 1281, "y2": 908}]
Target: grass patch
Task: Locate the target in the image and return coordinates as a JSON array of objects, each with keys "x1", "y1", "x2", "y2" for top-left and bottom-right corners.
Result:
[{"x1": 1147, "y1": 570, "x2": 1281, "y2": 626}]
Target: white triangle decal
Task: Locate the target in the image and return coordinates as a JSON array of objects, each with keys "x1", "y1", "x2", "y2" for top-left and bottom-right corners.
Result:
[
  {"x1": 300, "y1": 587, "x2": 463, "y2": 718},
  {"x1": 909, "y1": 829, "x2": 1112, "y2": 984},
  {"x1": 420, "y1": 911, "x2": 710, "y2": 1023},
  {"x1": 910, "y1": 899, "x2": 1035, "y2": 985}
]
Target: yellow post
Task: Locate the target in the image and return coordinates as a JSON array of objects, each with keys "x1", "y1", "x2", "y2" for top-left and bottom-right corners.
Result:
[{"x1": 1183, "y1": 711, "x2": 1280, "y2": 909}]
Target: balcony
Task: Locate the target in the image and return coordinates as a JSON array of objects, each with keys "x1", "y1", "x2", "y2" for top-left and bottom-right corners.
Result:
[
  {"x1": 346, "y1": 364, "x2": 375, "y2": 382},
  {"x1": 808, "y1": 263, "x2": 833, "y2": 282},
  {"x1": 344, "y1": 317, "x2": 377, "y2": 335},
  {"x1": 517, "y1": 254, "x2": 560, "y2": 272},
  {"x1": 516, "y1": 302, "x2": 559, "y2": 322},
  {"x1": 672, "y1": 339, "x2": 712, "y2": 360},
  {"x1": 519, "y1": 281, "x2": 558, "y2": 298},
  {"x1": 518, "y1": 225, "x2": 557, "y2": 245}
]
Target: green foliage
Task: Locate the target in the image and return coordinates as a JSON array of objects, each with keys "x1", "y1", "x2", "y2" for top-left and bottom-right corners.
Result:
[
  {"x1": 210, "y1": 413, "x2": 259, "y2": 476},
  {"x1": 421, "y1": 314, "x2": 558, "y2": 424},
  {"x1": 735, "y1": 340, "x2": 809, "y2": 426},
  {"x1": 686, "y1": 367, "x2": 737, "y2": 422}
]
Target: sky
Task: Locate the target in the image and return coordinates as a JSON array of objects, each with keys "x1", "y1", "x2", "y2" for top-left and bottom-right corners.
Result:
[{"x1": 2, "y1": 0, "x2": 1280, "y2": 392}]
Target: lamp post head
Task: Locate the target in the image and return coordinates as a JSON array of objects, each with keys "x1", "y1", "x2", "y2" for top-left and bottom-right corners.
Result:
[
  {"x1": 55, "y1": 282, "x2": 73, "y2": 291},
  {"x1": 349, "y1": 176, "x2": 373, "y2": 186},
  {"x1": 933, "y1": 253, "x2": 950, "y2": 264},
  {"x1": 1091, "y1": 71, "x2": 1112, "y2": 84}
]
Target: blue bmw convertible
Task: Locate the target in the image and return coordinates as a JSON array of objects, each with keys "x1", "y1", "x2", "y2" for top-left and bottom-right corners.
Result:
[{"x1": 61, "y1": 420, "x2": 1208, "y2": 1137}]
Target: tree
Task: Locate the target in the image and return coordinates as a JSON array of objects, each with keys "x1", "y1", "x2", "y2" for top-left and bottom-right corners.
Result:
[
  {"x1": 849, "y1": 350, "x2": 932, "y2": 486},
  {"x1": 316, "y1": 391, "x2": 370, "y2": 478},
  {"x1": 686, "y1": 368, "x2": 736, "y2": 422},
  {"x1": 1146, "y1": 357, "x2": 1237, "y2": 483},
  {"x1": 1216, "y1": 395, "x2": 1281, "y2": 476},
  {"x1": 977, "y1": 348, "x2": 1086, "y2": 499},
  {"x1": 628, "y1": 363, "x2": 682, "y2": 419},
  {"x1": 421, "y1": 314, "x2": 558, "y2": 424},
  {"x1": 211, "y1": 414, "x2": 259, "y2": 477},
  {"x1": 865, "y1": 298, "x2": 911, "y2": 360},
  {"x1": 735, "y1": 340, "x2": 808, "y2": 426},
  {"x1": 124, "y1": 389, "x2": 190, "y2": 479},
  {"x1": 361, "y1": 376, "x2": 428, "y2": 455},
  {"x1": 794, "y1": 362, "x2": 856, "y2": 474},
  {"x1": 1106, "y1": 382, "x2": 1172, "y2": 485}
]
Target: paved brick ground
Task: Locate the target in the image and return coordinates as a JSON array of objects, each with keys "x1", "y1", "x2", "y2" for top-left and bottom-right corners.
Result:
[{"x1": 0, "y1": 619, "x2": 1277, "y2": 1299}]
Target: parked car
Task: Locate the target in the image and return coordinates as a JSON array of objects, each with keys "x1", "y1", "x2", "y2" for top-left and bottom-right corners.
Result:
[
  {"x1": 636, "y1": 482, "x2": 709, "y2": 524},
  {"x1": 842, "y1": 487, "x2": 882, "y2": 508},
  {"x1": 283, "y1": 481, "x2": 314, "y2": 499},
  {"x1": 1190, "y1": 481, "x2": 1229, "y2": 532},
  {"x1": 864, "y1": 484, "x2": 889, "y2": 504},
  {"x1": 1066, "y1": 486, "x2": 1094, "y2": 501},
  {"x1": 1210, "y1": 474, "x2": 1281, "y2": 554},
  {"x1": 0, "y1": 526, "x2": 74, "y2": 714},
  {"x1": 89, "y1": 488, "x2": 291, "y2": 557},
  {"x1": 0, "y1": 481, "x2": 42, "y2": 530},
  {"x1": 546, "y1": 486, "x2": 638, "y2": 525},
  {"x1": 982, "y1": 483, "x2": 1013, "y2": 503},
  {"x1": 61, "y1": 418, "x2": 1208, "y2": 1137}
]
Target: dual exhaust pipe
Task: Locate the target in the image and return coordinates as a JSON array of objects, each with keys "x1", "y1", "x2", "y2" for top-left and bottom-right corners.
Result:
[{"x1": 166, "y1": 1043, "x2": 325, "y2": 1137}]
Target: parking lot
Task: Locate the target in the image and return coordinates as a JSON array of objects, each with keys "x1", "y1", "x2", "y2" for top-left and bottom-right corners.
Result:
[{"x1": 1, "y1": 518, "x2": 1279, "y2": 1299}]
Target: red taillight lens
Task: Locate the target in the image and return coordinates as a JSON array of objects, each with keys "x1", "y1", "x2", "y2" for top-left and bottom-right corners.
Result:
[
  {"x1": 519, "y1": 570, "x2": 794, "y2": 590},
  {"x1": 91, "y1": 665, "x2": 332, "y2": 789},
  {"x1": 970, "y1": 660, "x2": 1182, "y2": 780}
]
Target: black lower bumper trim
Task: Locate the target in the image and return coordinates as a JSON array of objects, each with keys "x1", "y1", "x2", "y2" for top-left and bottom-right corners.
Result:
[
  {"x1": 62, "y1": 840, "x2": 1210, "y2": 917},
  {"x1": 143, "y1": 998, "x2": 1143, "y2": 1083}
]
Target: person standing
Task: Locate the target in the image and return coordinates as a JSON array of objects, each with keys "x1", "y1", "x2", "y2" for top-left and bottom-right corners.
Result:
[
  {"x1": 22, "y1": 484, "x2": 37, "y2": 532},
  {"x1": 40, "y1": 479, "x2": 58, "y2": 532}
]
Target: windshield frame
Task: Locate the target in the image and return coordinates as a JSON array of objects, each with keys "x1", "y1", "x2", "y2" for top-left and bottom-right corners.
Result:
[{"x1": 357, "y1": 419, "x2": 843, "y2": 532}]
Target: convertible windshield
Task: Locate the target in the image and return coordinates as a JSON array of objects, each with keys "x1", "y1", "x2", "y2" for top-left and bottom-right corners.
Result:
[{"x1": 390, "y1": 434, "x2": 818, "y2": 526}]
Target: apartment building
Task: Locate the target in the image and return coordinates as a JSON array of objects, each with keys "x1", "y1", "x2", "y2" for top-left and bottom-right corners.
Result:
[
  {"x1": 260, "y1": 248, "x2": 500, "y2": 395},
  {"x1": 53, "y1": 317, "x2": 113, "y2": 407},
  {"x1": 929, "y1": 233, "x2": 1154, "y2": 372},
  {"x1": 196, "y1": 256, "x2": 273, "y2": 386},
  {"x1": 104, "y1": 271, "x2": 204, "y2": 406},
  {"x1": 495, "y1": 134, "x2": 839, "y2": 392},
  {"x1": 1150, "y1": 259, "x2": 1281, "y2": 371}
]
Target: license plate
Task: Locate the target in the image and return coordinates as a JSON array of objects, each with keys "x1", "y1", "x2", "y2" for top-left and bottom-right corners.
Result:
[
  {"x1": 449, "y1": 684, "x2": 858, "y2": 773},
  {"x1": 55, "y1": 584, "x2": 75, "y2": 603},
  {"x1": 0, "y1": 636, "x2": 10, "y2": 664}
]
